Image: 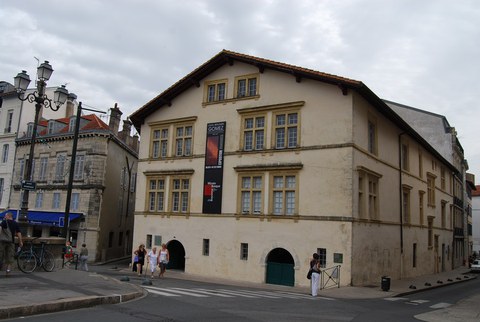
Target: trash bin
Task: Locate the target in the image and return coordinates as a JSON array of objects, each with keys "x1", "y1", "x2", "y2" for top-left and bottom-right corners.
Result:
[{"x1": 381, "y1": 276, "x2": 390, "y2": 291}]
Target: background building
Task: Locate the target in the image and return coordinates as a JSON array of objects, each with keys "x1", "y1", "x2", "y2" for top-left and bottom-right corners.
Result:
[
  {"x1": 386, "y1": 101, "x2": 471, "y2": 268},
  {"x1": 0, "y1": 81, "x2": 19, "y2": 211},
  {"x1": 0, "y1": 82, "x2": 79, "y2": 213},
  {"x1": 472, "y1": 185, "x2": 480, "y2": 255},
  {"x1": 130, "y1": 50, "x2": 460, "y2": 287},
  {"x1": 6, "y1": 103, "x2": 138, "y2": 262}
]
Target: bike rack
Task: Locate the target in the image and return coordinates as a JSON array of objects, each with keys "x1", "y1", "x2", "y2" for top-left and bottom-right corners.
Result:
[{"x1": 62, "y1": 253, "x2": 79, "y2": 270}]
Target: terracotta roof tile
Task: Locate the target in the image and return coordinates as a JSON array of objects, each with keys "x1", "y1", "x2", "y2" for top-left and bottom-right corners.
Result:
[
  {"x1": 81, "y1": 114, "x2": 110, "y2": 131},
  {"x1": 34, "y1": 114, "x2": 109, "y2": 136},
  {"x1": 473, "y1": 185, "x2": 480, "y2": 196}
]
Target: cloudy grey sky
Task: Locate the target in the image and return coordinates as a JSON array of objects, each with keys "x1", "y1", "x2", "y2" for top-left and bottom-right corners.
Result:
[{"x1": 1, "y1": 0, "x2": 479, "y2": 180}]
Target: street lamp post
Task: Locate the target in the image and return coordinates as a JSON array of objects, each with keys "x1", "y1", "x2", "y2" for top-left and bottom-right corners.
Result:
[
  {"x1": 62, "y1": 102, "x2": 106, "y2": 240},
  {"x1": 61, "y1": 101, "x2": 82, "y2": 239},
  {"x1": 14, "y1": 61, "x2": 69, "y2": 223}
]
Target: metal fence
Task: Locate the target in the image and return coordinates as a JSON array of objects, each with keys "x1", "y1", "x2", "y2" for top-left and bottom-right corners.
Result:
[{"x1": 320, "y1": 265, "x2": 341, "y2": 289}]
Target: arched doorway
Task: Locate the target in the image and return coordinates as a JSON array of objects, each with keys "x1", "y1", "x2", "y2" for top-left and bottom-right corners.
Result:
[
  {"x1": 167, "y1": 240, "x2": 185, "y2": 271},
  {"x1": 265, "y1": 248, "x2": 295, "y2": 286}
]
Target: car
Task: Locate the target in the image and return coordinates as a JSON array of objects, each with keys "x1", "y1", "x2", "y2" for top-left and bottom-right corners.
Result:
[{"x1": 471, "y1": 259, "x2": 480, "y2": 273}]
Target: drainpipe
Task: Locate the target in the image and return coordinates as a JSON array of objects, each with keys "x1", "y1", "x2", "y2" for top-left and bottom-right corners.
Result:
[{"x1": 398, "y1": 132, "x2": 405, "y2": 279}]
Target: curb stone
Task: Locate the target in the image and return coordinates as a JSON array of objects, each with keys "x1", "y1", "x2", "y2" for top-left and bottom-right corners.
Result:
[
  {"x1": 0, "y1": 274, "x2": 146, "y2": 320},
  {"x1": 394, "y1": 274, "x2": 477, "y2": 298}
]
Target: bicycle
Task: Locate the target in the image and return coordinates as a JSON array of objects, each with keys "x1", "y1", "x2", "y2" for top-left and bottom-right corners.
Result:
[{"x1": 17, "y1": 237, "x2": 56, "y2": 273}]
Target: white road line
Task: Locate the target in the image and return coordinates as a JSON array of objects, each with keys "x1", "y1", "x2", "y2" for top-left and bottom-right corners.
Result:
[
  {"x1": 144, "y1": 286, "x2": 209, "y2": 297},
  {"x1": 159, "y1": 288, "x2": 209, "y2": 297},
  {"x1": 144, "y1": 286, "x2": 328, "y2": 300},
  {"x1": 275, "y1": 291, "x2": 330, "y2": 300},
  {"x1": 230, "y1": 290, "x2": 282, "y2": 299},
  {"x1": 384, "y1": 297, "x2": 408, "y2": 301},
  {"x1": 429, "y1": 302, "x2": 451, "y2": 309},
  {"x1": 410, "y1": 300, "x2": 430, "y2": 304},
  {"x1": 211, "y1": 289, "x2": 261, "y2": 298},
  {"x1": 144, "y1": 287, "x2": 180, "y2": 297},
  {"x1": 183, "y1": 288, "x2": 234, "y2": 297}
]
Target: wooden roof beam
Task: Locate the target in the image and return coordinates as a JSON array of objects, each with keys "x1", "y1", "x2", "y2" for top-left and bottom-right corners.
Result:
[
  {"x1": 338, "y1": 84, "x2": 348, "y2": 96},
  {"x1": 189, "y1": 78, "x2": 200, "y2": 88}
]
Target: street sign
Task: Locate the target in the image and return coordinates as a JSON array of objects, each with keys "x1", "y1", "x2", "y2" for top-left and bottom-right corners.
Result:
[{"x1": 21, "y1": 180, "x2": 36, "y2": 191}]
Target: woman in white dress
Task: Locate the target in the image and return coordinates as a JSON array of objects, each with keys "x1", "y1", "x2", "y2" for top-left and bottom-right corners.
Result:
[{"x1": 147, "y1": 247, "x2": 158, "y2": 278}]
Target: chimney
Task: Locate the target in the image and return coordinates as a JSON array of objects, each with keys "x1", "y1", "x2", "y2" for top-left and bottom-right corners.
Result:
[
  {"x1": 122, "y1": 119, "x2": 132, "y2": 136},
  {"x1": 109, "y1": 103, "x2": 123, "y2": 133},
  {"x1": 66, "y1": 93, "x2": 77, "y2": 118},
  {"x1": 119, "y1": 119, "x2": 133, "y2": 143},
  {"x1": 132, "y1": 134, "x2": 139, "y2": 153}
]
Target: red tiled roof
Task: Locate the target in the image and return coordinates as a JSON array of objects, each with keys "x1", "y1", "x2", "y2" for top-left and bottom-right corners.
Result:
[
  {"x1": 473, "y1": 185, "x2": 480, "y2": 196},
  {"x1": 81, "y1": 114, "x2": 110, "y2": 131},
  {"x1": 35, "y1": 114, "x2": 110, "y2": 136}
]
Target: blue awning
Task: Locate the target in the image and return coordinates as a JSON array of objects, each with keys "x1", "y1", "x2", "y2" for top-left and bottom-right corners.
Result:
[{"x1": 0, "y1": 210, "x2": 82, "y2": 227}]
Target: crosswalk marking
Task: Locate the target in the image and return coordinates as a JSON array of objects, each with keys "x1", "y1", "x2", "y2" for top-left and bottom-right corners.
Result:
[
  {"x1": 212, "y1": 289, "x2": 261, "y2": 298},
  {"x1": 144, "y1": 287, "x2": 180, "y2": 297},
  {"x1": 219, "y1": 289, "x2": 281, "y2": 299},
  {"x1": 384, "y1": 297, "x2": 408, "y2": 301},
  {"x1": 190, "y1": 288, "x2": 235, "y2": 297},
  {"x1": 429, "y1": 302, "x2": 451, "y2": 309},
  {"x1": 384, "y1": 297, "x2": 452, "y2": 310},
  {"x1": 409, "y1": 300, "x2": 430, "y2": 304},
  {"x1": 276, "y1": 291, "x2": 335, "y2": 301},
  {"x1": 143, "y1": 285, "x2": 324, "y2": 300},
  {"x1": 158, "y1": 288, "x2": 209, "y2": 297}
]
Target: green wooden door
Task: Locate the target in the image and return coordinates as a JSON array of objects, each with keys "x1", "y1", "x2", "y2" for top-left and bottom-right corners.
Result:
[{"x1": 266, "y1": 262, "x2": 295, "y2": 286}]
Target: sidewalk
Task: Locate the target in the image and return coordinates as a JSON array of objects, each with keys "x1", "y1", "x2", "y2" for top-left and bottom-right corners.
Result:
[
  {"x1": 0, "y1": 264, "x2": 477, "y2": 320},
  {"x1": 0, "y1": 268, "x2": 144, "y2": 320}
]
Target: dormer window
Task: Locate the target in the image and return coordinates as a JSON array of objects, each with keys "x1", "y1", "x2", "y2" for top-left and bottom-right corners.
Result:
[
  {"x1": 47, "y1": 121, "x2": 55, "y2": 134},
  {"x1": 69, "y1": 117, "x2": 76, "y2": 132},
  {"x1": 27, "y1": 123, "x2": 34, "y2": 137},
  {"x1": 204, "y1": 79, "x2": 227, "y2": 103},
  {"x1": 235, "y1": 74, "x2": 258, "y2": 98}
]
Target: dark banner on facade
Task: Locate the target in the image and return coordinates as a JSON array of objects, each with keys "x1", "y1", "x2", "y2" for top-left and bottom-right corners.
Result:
[{"x1": 202, "y1": 121, "x2": 226, "y2": 214}]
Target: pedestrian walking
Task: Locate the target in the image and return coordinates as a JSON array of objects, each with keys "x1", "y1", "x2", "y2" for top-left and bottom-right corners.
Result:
[
  {"x1": 158, "y1": 243, "x2": 169, "y2": 278},
  {"x1": 0, "y1": 212, "x2": 23, "y2": 276},
  {"x1": 134, "y1": 244, "x2": 146, "y2": 275},
  {"x1": 147, "y1": 247, "x2": 158, "y2": 278},
  {"x1": 310, "y1": 253, "x2": 321, "y2": 296},
  {"x1": 79, "y1": 243, "x2": 89, "y2": 271}
]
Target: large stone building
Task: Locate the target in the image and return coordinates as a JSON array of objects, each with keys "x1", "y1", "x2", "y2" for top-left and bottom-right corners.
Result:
[
  {"x1": 7, "y1": 103, "x2": 138, "y2": 262},
  {"x1": 130, "y1": 50, "x2": 460, "y2": 287},
  {"x1": 0, "y1": 82, "x2": 77, "y2": 212}
]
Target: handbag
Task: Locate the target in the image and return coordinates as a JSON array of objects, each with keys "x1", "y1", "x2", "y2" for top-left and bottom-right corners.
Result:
[
  {"x1": 307, "y1": 268, "x2": 313, "y2": 280},
  {"x1": 0, "y1": 221, "x2": 12, "y2": 243}
]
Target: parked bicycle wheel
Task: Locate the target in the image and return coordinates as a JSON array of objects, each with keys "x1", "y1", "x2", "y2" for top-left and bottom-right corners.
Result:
[
  {"x1": 42, "y1": 250, "x2": 55, "y2": 272},
  {"x1": 17, "y1": 251, "x2": 37, "y2": 273}
]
